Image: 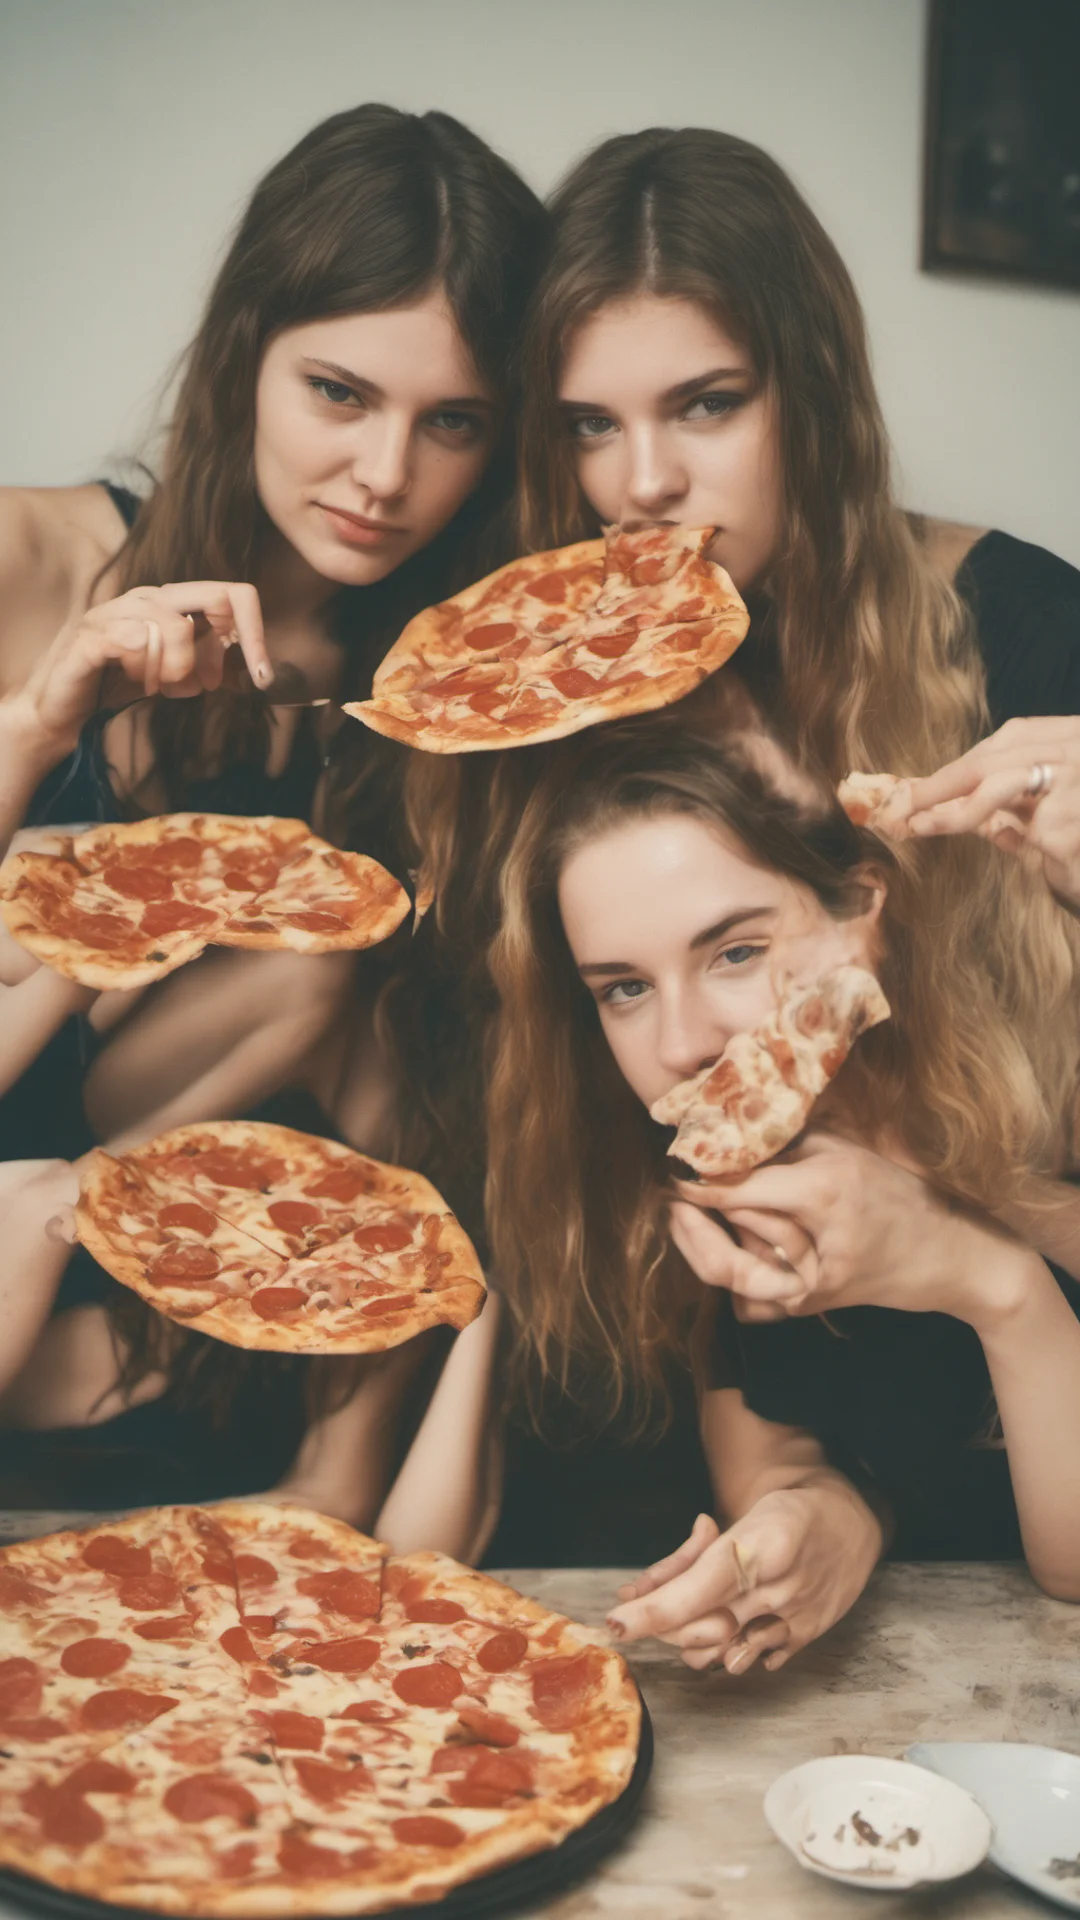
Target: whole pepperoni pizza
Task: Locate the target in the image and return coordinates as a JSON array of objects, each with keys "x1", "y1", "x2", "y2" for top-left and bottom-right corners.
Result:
[
  {"x1": 0, "y1": 815, "x2": 410, "y2": 991},
  {"x1": 75, "y1": 1122, "x2": 485, "y2": 1353},
  {"x1": 0, "y1": 1503, "x2": 641, "y2": 1915},
  {"x1": 344, "y1": 524, "x2": 748, "y2": 753},
  {"x1": 651, "y1": 965, "x2": 891, "y2": 1177}
]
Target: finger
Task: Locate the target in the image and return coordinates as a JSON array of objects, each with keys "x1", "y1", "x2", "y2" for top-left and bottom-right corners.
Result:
[
  {"x1": 657, "y1": 1608, "x2": 740, "y2": 1649},
  {"x1": 607, "y1": 1533, "x2": 746, "y2": 1640},
  {"x1": 725, "y1": 1207, "x2": 814, "y2": 1271},
  {"x1": 724, "y1": 1614, "x2": 791, "y2": 1674},
  {"x1": 670, "y1": 1202, "x2": 806, "y2": 1301},
  {"x1": 45, "y1": 1206, "x2": 78, "y2": 1246},
  {"x1": 908, "y1": 765, "x2": 1051, "y2": 839},
  {"x1": 904, "y1": 724, "x2": 1080, "y2": 815},
  {"x1": 614, "y1": 1513, "x2": 719, "y2": 1602},
  {"x1": 156, "y1": 582, "x2": 272, "y2": 689},
  {"x1": 676, "y1": 1162, "x2": 820, "y2": 1224},
  {"x1": 733, "y1": 1295, "x2": 790, "y2": 1323},
  {"x1": 681, "y1": 1644, "x2": 727, "y2": 1670}
]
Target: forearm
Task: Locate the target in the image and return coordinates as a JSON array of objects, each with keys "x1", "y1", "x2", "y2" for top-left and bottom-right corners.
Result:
[
  {"x1": 701, "y1": 1388, "x2": 887, "y2": 1559},
  {"x1": 0, "y1": 969, "x2": 95, "y2": 1097},
  {"x1": 271, "y1": 1344, "x2": 430, "y2": 1530},
  {"x1": 973, "y1": 1251, "x2": 1080, "y2": 1599},
  {"x1": 375, "y1": 1295, "x2": 503, "y2": 1563},
  {"x1": 0, "y1": 707, "x2": 65, "y2": 862},
  {"x1": 100, "y1": 1015, "x2": 324, "y2": 1153},
  {"x1": 0, "y1": 1160, "x2": 79, "y2": 1405}
]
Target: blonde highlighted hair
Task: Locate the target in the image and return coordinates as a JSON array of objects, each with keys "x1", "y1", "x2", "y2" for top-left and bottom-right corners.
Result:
[{"x1": 484, "y1": 717, "x2": 1080, "y2": 1431}]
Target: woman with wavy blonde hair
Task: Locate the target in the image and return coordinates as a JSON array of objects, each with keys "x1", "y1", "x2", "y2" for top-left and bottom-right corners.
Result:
[{"x1": 484, "y1": 715, "x2": 1080, "y2": 1670}]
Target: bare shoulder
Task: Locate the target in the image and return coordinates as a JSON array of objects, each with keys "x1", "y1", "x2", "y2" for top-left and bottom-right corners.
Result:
[
  {"x1": 920, "y1": 516, "x2": 990, "y2": 582},
  {"x1": 0, "y1": 484, "x2": 129, "y2": 691}
]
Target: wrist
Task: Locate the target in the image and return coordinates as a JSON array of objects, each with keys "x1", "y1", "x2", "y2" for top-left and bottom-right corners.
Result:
[
  {"x1": 803, "y1": 1467, "x2": 888, "y2": 1560},
  {"x1": 0, "y1": 696, "x2": 74, "y2": 783},
  {"x1": 955, "y1": 1233, "x2": 1052, "y2": 1339}
]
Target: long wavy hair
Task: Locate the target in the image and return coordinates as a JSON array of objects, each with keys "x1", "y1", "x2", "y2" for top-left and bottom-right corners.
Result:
[
  {"x1": 106, "y1": 102, "x2": 548, "y2": 861},
  {"x1": 485, "y1": 718, "x2": 1080, "y2": 1433},
  {"x1": 397, "y1": 125, "x2": 1080, "y2": 1231}
]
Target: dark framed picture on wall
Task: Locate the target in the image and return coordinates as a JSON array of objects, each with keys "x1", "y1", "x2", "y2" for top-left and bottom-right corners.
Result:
[{"x1": 922, "y1": 0, "x2": 1080, "y2": 292}]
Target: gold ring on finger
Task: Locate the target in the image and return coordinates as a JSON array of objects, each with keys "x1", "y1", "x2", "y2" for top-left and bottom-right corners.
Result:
[{"x1": 1025, "y1": 762, "x2": 1054, "y2": 800}]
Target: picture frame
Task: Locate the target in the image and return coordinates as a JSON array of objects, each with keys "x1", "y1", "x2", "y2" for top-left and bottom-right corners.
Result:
[{"x1": 922, "y1": 0, "x2": 1080, "y2": 293}]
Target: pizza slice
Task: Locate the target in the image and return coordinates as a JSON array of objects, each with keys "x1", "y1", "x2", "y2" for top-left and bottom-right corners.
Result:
[
  {"x1": 837, "y1": 770, "x2": 912, "y2": 840},
  {"x1": 220, "y1": 845, "x2": 409, "y2": 954},
  {"x1": 345, "y1": 522, "x2": 749, "y2": 753},
  {"x1": 651, "y1": 964, "x2": 891, "y2": 1177}
]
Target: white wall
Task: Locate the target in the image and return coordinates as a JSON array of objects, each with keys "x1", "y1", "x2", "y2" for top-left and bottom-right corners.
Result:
[{"x1": 2, "y1": 0, "x2": 1078, "y2": 565}]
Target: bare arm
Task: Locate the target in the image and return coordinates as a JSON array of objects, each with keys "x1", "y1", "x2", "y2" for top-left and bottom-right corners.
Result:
[
  {"x1": 375, "y1": 1294, "x2": 503, "y2": 1563},
  {"x1": 0, "y1": 1159, "x2": 80, "y2": 1405},
  {"x1": 262, "y1": 1341, "x2": 435, "y2": 1530}
]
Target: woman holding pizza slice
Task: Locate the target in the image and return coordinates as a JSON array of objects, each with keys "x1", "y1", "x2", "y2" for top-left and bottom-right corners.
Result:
[
  {"x1": 0, "y1": 102, "x2": 544, "y2": 1524},
  {"x1": 0, "y1": 101, "x2": 546, "y2": 1156},
  {"x1": 482, "y1": 717, "x2": 1080, "y2": 1672}
]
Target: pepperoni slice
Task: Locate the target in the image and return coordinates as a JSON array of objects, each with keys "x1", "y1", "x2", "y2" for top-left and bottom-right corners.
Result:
[
  {"x1": 163, "y1": 1774, "x2": 259, "y2": 1824},
  {"x1": 250, "y1": 1287, "x2": 307, "y2": 1320},
  {"x1": 155, "y1": 837, "x2": 203, "y2": 870},
  {"x1": 157, "y1": 1202, "x2": 217, "y2": 1235},
  {"x1": 587, "y1": 631, "x2": 636, "y2": 659},
  {"x1": 65, "y1": 1760, "x2": 135, "y2": 1795},
  {"x1": 116, "y1": 1572, "x2": 180, "y2": 1611},
  {"x1": 456, "y1": 1705, "x2": 520, "y2": 1747},
  {"x1": 391, "y1": 1662, "x2": 463, "y2": 1709},
  {"x1": 463, "y1": 621, "x2": 517, "y2": 652},
  {"x1": 292, "y1": 1757, "x2": 372, "y2": 1803},
  {"x1": 100, "y1": 864, "x2": 173, "y2": 902},
  {"x1": 248, "y1": 1670, "x2": 279, "y2": 1699},
  {"x1": 278, "y1": 1833, "x2": 374, "y2": 1879},
  {"x1": 449, "y1": 1747, "x2": 535, "y2": 1807},
  {"x1": 2, "y1": 1715, "x2": 65, "y2": 1743},
  {"x1": 360, "y1": 1293, "x2": 412, "y2": 1316},
  {"x1": 340, "y1": 1700, "x2": 399, "y2": 1725},
  {"x1": 265, "y1": 1710, "x2": 323, "y2": 1750},
  {"x1": 198, "y1": 1149, "x2": 287, "y2": 1190},
  {"x1": 235, "y1": 1554, "x2": 277, "y2": 1588},
  {"x1": 152, "y1": 1243, "x2": 221, "y2": 1284},
  {"x1": 23, "y1": 1782, "x2": 103, "y2": 1849},
  {"x1": 220, "y1": 1843, "x2": 257, "y2": 1880},
  {"x1": 530, "y1": 1649, "x2": 603, "y2": 1729},
  {"x1": 82, "y1": 1537, "x2": 152, "y2": 1576},
  {"x1": 295, "y1": 1569, "x2": 380, "y2": 1619},
  {"x1": 241, "y1": 1614, "x2": 278, "y2": 1635},
  {"x1": 549, "y1": 668, "x2": 600, "y2": 699},
  {"x1": 392, "y1": 1816, "x2": 465, "y2": 1849},
  {"x1": 62, "y1": 911, "x2": 133, "y2": 951},
  {"x1": 406, "y1": 1599, "x2": 466, "y2": 1625},
  {"x1": 218, "y1": 1627, "x2": 256, "y2": 1665},
  {"x1": 140, "y1": 901, "x2": 218, "y2": 937},
  {"x1": 134, "y1": 1617, "x2": 193, "y2": 1645},
  {"x1": 267, "y1": 1200, "x2": 321, "y2": 1231},
  {"x1": 352, "y1": 1221, "x2": 412, "y2": 1255},
  {"x1": 303, "y1": 1637, "x2": 380, "y2": 1675},
  {"x1": 467, "y1": 688, "x2": 510, "y2": 716},
  {"x1": 477, "y1": 1629, "x2": 529, "y2": 1673},
  {"x1": 81, "y1": 1688, "x2": 178, "y2": 1730},
  {"x1": 524, "y1": 573, "x2": 567, "y2": 606},
  {"x1": 304, "y1": 1167, "x2": 372, "y2": 1203},
  {"x1": 60, "y1": 1638, "x2": 130, "y2": 1679},
  {"x1": 0, "y1": 1657, "x2": 41, "y2": 1716}
]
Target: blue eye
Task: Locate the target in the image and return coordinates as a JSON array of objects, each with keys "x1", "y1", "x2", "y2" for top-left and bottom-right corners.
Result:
[
  {"x1": 308, "y1": 377, "x2": 356, "y2": 405},
  {"x1": 719, "y1": 943, "x2": 765, "y2": 968},
  {"x1": 600, "y1": 978, "x2": 650, "y2": 1006}
]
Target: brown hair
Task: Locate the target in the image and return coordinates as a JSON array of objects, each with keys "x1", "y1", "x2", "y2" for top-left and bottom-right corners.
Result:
[
  {"x1": 109, "y1": 103, "x2": 548, "y2": 857},
  {"x1": 485, "y1": 717, "x2": 1075, "y2": 1432}
]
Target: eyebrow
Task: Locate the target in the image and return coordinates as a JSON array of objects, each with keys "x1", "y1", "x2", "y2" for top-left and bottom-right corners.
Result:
[
  {"x1": 560, "y1": 364, "x2": 750, "y2": 415},
  {"x1": 577, "y1": 905, "x2": 775, "y2": 976},
  {"x1": 304, "y1": 358, "x2": 495, "y2": 410}
]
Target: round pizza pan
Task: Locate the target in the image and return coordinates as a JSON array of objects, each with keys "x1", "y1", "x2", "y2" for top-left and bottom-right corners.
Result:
[{"x1": 0, "y1": 1699, "x2": 653, "y2": 1920}]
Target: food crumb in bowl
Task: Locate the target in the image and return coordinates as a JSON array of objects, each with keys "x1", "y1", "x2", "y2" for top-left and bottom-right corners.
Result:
[{"x1": 1048, "y1": 1854, "x2": 1080, "y2": 1880}]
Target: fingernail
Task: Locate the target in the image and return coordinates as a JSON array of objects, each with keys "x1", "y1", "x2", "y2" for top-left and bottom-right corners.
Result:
[
  {"x1": 605, "y1": 1614, "x2": 628, "y2": 1639},
  {"x1": 726, "y1": 1642, "x2": 752, "y2": 1671},
  {"x1": 615, "y1": 1583, "x2": 636, "y2": 1601}
]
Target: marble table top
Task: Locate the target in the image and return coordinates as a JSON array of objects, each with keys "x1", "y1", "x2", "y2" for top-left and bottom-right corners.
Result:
[{"x1": 2, "y1": 1515, "x2": 1078, "y2": 1918}]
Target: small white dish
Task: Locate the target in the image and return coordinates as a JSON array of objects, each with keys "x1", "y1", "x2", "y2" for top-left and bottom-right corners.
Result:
[
  {"x1": 908, "y1": 1742, "x2": 1080, "y2": 1911},
  {"x1": 764, "y1": 1754, "x2": 992, "y2": 1891}
]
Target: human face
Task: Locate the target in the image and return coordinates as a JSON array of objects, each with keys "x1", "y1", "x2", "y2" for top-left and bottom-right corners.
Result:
[
  {"x1": 558, "y1": 813, "x2": 879, "y2": 1110},
  {"x1": 254, "y1": 291, "x2": 497, "y2": 590},
  {"x1": 558, "y1": 295, "x2": 782, "y2": 593}
]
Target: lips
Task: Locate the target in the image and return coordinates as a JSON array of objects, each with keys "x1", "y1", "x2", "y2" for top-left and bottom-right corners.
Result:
[{"x1": 318, "y1": 504, "x2": 409, "y2": 545}]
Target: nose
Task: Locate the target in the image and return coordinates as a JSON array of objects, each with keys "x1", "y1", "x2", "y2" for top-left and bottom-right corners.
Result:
[
  {"x1": 655, "y1": 986, "x2": 725, "y2": 1084},
  {"x1": 352, "y1": 414, "x2": 412, "y2": 503},
  {"x1": 624, "y1": 422, "x2": 688, "y2": 520}
]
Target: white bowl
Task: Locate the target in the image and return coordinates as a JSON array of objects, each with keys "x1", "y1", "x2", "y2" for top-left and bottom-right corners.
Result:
[
  {"x1": 764, "y1": 1754, "x2": 992, "y2": 1891},
  {"x1": 909, "y1": 1742, "x2": 1080, "y2": 1911}
]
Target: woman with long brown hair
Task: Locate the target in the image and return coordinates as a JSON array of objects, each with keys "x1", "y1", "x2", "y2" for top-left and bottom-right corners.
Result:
[
  {"x1": 484, "y1": 717, "x2": 1080, "y2": 1669},
  {"x1": 0, "y1": 102, "x2": 544, "y2": 1524}
]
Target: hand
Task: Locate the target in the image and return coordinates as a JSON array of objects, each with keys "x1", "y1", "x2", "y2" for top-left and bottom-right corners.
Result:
[
  {"x1": 2, "y1": 581, "x2": 273, "y2": 766},
  {"x1": 902, "y1": 718, "x2": 1080, "y2": 911},
  {"x1": 672, "y1": 1132, "x2": 1034, "y2": 1329},
  {"x1": 607, "y1": 1481, "x2": 883, "y2": 1673}
]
